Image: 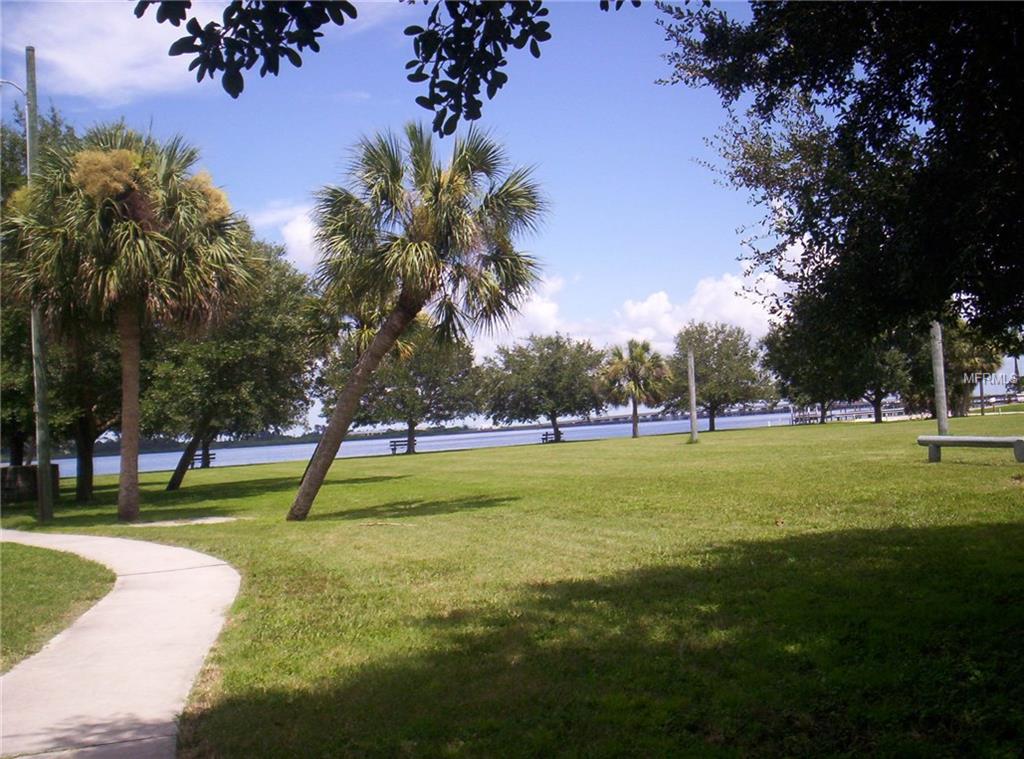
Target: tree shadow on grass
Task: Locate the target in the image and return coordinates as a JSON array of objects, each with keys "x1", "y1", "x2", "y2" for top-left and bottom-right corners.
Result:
[
  {"x1": 308, "y1": 495, "x2": 519, "y2": 522},
  {"x1": 9, "y1": 476, "x2": 412, "y2": 529},
  {"x1": 180, "y1": 523, "x2": 1024, "y2": 758}
]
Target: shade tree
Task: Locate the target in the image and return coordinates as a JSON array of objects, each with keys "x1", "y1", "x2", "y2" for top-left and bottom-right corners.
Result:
[
  {"x1": 143, "y1": 237, "x2": 315, "y2": 490},
  {"x1": 666, "y1": 321, "x2": 767, "y2": 432},
  {"x1": 760, "y1": 296, "x2": 862, "y2": 423},
  {"x1": 660, "y1": 2, "x2": 1023, "y2": 341},
  {"x1": 484, "y1": 333, "x2": 605, "y2": 442}
]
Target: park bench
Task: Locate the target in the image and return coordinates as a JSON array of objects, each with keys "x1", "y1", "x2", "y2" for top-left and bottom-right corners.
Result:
[
  {"x1": 917, "y1": 435, "x2": 1024, "y2": 463},
  {"x1": 541, "y1": 432, "x2": 563, "y2": 443},
  {"x1": 189, "y1": 451, "x2": 216, "y2": 468},
  {"x1": 389, "y1": 439, "x2": 412, "y2": 454}
]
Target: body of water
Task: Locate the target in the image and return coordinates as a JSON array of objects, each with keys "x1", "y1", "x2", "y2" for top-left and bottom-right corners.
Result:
[{"x1": 52, "y1": 412, "x2": 793, "y2": 478}]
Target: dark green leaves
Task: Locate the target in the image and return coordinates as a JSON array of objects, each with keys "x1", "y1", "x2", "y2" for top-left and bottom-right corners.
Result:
[
  {"x1": 222, "y1": 67, "x2": 244, "y2": 98},
  {"x1": 135, "y1": 1, "x2": 358, "y2": 98},
  {"x1": 138, "y1": 1, "x2": 640, "y2": 137},
  {"x1": 403, "y1": 2, "x2": 551, "y2": 135},
  {"x1": 168, "y1": 37, "x2": 200, "y2": 57}
]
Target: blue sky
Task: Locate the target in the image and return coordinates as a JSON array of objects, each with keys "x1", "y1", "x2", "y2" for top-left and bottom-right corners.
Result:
[{"x1": 2, "y1": 0, "x2": 780, "y2": 357}]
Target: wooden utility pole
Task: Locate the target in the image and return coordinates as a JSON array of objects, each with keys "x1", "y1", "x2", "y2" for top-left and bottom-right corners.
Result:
[
  {"x1": 687, "y1": 349, "x2": 698, "y2": 444},
  {"x1": 929, "y1": 321, "x2": 949, "y2": 436},
  {"x1": 26, "y1": 46, "x2": 54, "y2": 521}
]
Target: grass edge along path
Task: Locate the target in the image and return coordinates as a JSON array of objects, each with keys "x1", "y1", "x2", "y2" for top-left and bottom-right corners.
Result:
[{"x1": 1, "y1": 542, "x2": 115, "y2": 672}]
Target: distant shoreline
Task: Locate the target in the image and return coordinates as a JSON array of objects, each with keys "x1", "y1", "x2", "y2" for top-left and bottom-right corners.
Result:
[{"x1": 50, "y1": 406, "x2": 791, "y2": 458}]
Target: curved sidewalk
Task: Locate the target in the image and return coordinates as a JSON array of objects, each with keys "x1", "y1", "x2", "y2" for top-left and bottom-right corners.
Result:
[{"x1": 1, "y1": 530, "x2": 240, "y2": 758}]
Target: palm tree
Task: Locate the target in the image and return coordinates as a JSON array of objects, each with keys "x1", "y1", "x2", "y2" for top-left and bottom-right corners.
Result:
[
  {"x1": 9, "y1": 124, "x2": 250, "y2": 521},
  {"x1": 603, "y1": 339, "x2": 672, "y2": 438},
  {"x1": 287, "y1": 123, "x2": 544, "y2": 520}
]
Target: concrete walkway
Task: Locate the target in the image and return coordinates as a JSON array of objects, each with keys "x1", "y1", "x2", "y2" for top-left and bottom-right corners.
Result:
[{"x1": 0, "y1": 530, "x2": 240, "y2": 758}]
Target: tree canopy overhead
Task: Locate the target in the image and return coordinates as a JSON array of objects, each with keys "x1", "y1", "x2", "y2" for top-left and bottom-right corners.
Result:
[
  {"x1": 134, "y1": 0, "x2": 639, "y2": 135},
  {"x1": 660, "y1": 1, "x2": 1024, "y2": 341}
]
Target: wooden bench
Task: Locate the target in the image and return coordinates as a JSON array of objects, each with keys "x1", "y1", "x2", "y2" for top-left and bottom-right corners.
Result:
[
  {"x1": 189, "y1": 452, "x2": 216, "y2": 469},
  {"x1": 389, "y1": 439, "x2": 411, "y2": 454},
  {"x1": 917, "y1": 435, "x2": 1024, "y2": 463},
  {"x1": 541, "y1": 432, "x2": 563, "y2": 443}
]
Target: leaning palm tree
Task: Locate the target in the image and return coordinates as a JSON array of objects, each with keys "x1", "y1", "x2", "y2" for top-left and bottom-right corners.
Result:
[
  {"x1": 287, "y1": 123, "x2": 544, "y2": 520},
  {"x1": 9, "y1": 124, "x2": 250, "y2": 521},
  {"x1": 602, "y1": 339, "x2": 672, "y2": 438}
]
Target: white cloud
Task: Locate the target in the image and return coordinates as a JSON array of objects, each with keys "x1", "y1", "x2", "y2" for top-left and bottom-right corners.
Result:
[
  {"x1": 1, "y1": 1, "x2": 405, "y2": 105},
  {"x1": 248, "y1": 202, "x2": 318, "y2": 272},
  {"x1": 2, "y1": 2, "x2": 212, "y2": 104},
  {"x1": 474, "y1": 266, "x2": 785, "y2": 357}
]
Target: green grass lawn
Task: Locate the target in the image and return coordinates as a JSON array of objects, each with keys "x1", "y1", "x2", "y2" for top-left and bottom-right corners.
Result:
[
  {"x1": 3, "y1": 416, "x2": 1023, "y2": 756},
  {"x1": 1, "y1": 542, "x2": 114, "y2": 672}
]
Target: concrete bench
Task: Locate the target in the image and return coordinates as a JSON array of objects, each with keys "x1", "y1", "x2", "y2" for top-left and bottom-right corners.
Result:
[{"x1": 917, "y1": 435, "x2": 1024, "y2": 463}]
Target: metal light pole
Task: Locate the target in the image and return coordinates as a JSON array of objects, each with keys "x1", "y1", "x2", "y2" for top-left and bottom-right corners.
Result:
[
  {"x1": 687, "y1": 349, "x2": 699, "y2": 444},
  {"x1": 25, "y1": 47, "x2": 54, "y2": 520},
  {"x1": 929, "y1": 321, "x2": 950, "y2": 436}
]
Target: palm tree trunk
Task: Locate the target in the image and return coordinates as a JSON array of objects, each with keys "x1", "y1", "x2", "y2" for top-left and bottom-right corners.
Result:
[
  {"x1": 406, "y1": 421, "x2": 417, "y2": 454},
  {"x1": 631, "y1": 396, "x2": 639, "y2": 438},
  {"x1": 74, "y1": 416, "x2": 96, "y2": 503},
  {"x1": 166, "y1": 433, "x2": 201, "y2": 491},
  {"x1": 117, "y1": 303, "x2": 141, "y2": 522},
  {"x1": 550, "y1": 414, "x2": 561, "y2": 443},
  {"x1": 287, "y1": 299, "x2": 422, "y2": 521}
]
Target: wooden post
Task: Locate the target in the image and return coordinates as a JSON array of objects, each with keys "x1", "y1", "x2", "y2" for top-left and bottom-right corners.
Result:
[
  {"x1": 930, "y1": 321, "x2": 949, "y2": 436},
  {"x1": 687, "y1": 349, "x2": 698, "y2": 444}
]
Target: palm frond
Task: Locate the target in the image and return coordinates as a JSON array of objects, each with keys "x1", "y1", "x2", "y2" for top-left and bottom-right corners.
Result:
[
  {"x1": 13, "y1": 122, "x2": 253, "y2": 327},
  {"x1": 315, "y1": 122, "x2": 546, "y2": 344}
]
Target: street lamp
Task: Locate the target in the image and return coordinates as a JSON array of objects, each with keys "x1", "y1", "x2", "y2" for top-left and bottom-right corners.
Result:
[{"x1": 2, "y1": 48, "x2": 54, "y2": 521}]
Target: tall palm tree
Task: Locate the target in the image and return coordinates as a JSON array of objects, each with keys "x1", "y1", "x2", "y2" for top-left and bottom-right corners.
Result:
[
  {"x1": 287, "y1": 123, "x2": 544, "y2": 520},
  {"x1": 603, "y1": 339, "x2": 672, "y2": 438},
  {"x1": 9, "y1": 124, "x2": 250, "y2": 521}
]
